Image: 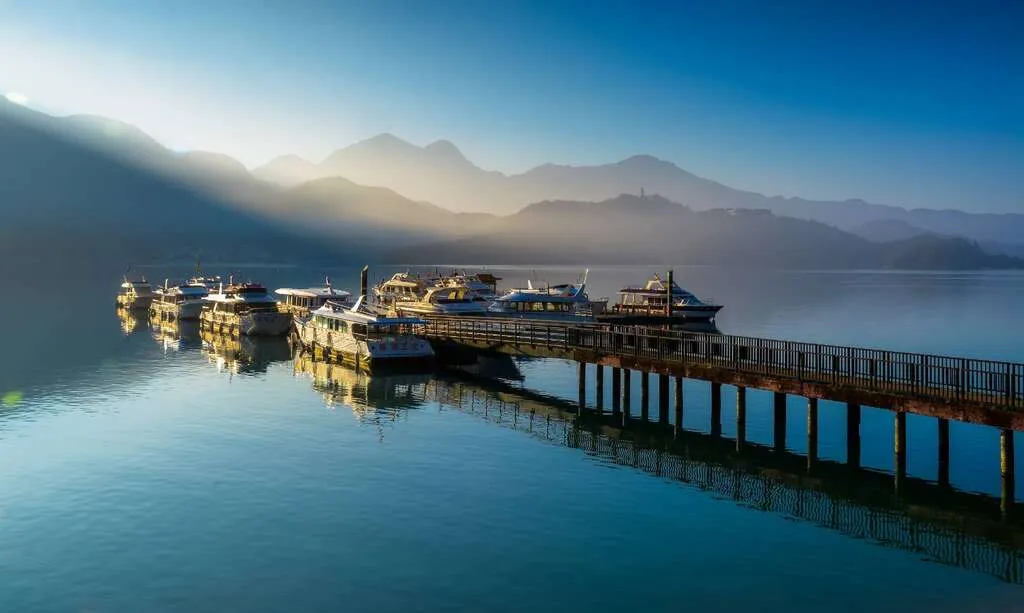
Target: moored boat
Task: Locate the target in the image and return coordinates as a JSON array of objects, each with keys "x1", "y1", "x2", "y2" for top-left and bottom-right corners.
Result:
[
  {"x1": 275, "y1": 278, "x2": 353, "y2": 317},
  {"x1": 149, "y1": 280, "x2": 210, "y2": 321},
  {"x1": 612, "y1": 273, "x2": 723, "y2": 322},
  {"x1": 294, "y1": 297, "x2": 434, "y2": 370},
  {"x1": 392, "y1": 284, "x2": 489, "y2": 317},
  {"x1": 487, "y1": 270, "x2": 595, "y2": 322},
  {"x1": 438, "y1": 271, "x2": 501, "y2": 303},
  {"x1": 115, "y1": 278, "x2": 155, "y2": 310},
  {"x1": 200, "y1": 282, "x2": 292, "y2": 336},
  {"x1": 372, "y1": 272, "x2": 431, "y2": 312}
]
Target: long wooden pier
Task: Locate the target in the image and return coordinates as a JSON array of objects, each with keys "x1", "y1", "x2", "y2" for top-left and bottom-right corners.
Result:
[
  {"x1": 423, "y1": 316, "x2": 1024, "y2": 425},
  {"x1": 422, "y1": 315, "x2": 1024, "y2": 510}
]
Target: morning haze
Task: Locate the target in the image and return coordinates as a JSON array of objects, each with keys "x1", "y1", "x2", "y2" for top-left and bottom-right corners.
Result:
[{"x1": 2, "y1": 3, "x2": 1024, "y2": 612}]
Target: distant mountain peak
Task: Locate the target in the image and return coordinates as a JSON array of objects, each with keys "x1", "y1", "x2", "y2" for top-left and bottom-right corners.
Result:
[
  {"x1": 267, "y1": 153, "x2": 312, "y2": 164},
  {"x1": 424, "y1": 139, "x2": 466, "y2": 161},
  {"x1": 362, "y1": 132, "x2": 415, "y2": 148}
]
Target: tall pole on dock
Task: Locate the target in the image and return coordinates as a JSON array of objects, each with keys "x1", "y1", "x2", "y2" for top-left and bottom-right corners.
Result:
[
  {"x1": 360, "y1": 265, "x2": 369, "y2": 299},
  {"x1": 666, "y1": 269, "x2": 673, "y2": 318}
]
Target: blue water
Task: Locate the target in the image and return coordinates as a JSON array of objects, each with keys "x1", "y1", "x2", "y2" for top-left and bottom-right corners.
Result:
[{"x1": 1, "y1": 265, "x2": 1023, "y2": 611}]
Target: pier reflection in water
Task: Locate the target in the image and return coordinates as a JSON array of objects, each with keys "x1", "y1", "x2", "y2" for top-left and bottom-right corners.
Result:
[{"x1": 296, "y1": 351, "x2": 1024, "y2": 586}]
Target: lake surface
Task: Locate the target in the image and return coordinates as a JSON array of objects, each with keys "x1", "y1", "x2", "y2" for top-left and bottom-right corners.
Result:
[{"x1": 2, "y1": 264, "x2": 1024, "y2": 612}]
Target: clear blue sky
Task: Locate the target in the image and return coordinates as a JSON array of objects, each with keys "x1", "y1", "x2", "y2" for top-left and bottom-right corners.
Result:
[{"x1": 1, "y1": 0, "x2": 1021, "y2": 211}]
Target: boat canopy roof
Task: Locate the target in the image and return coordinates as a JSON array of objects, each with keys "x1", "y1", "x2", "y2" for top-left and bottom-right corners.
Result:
[
  {"x1": 170, "y1": 285, "x2": 209, "y2": 296},
  {"x1": 204, "y1": 284, "x2": 276, "y2": 303},
  {"x1": 313, "y1": 299, "x2": 426, "y2": 326},
  {"x1": 495, "y1": 288, "x2": 588, "y2": 303},
  {"x1": 275, "y1": 287, "x2": 352, "y2": 299}
]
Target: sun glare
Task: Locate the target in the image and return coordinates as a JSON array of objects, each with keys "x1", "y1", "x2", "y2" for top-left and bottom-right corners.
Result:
[{"x1": 5, "y1": 92, "x2": 29, "y2": 105}]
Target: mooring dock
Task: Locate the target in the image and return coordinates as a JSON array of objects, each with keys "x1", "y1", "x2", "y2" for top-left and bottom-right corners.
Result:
[{"x1": 421, "y1": 315, "x2": 1024, "y2": 509}]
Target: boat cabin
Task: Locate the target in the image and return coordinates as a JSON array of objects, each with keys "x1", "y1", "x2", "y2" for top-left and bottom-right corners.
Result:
[{"x1": 276, "y1": 285, "x2": 353, "y2": 315}]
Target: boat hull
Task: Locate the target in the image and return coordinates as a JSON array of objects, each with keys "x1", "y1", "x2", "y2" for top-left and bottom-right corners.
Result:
[
  {"x1": 239, "y1": 311, "x2": 293, "y2": 336},
  {"x1": 395, "y1": 303, "x2": 489, "y2": 317},
  {"x1": 295, "y1": 319, "x2": 434, "y2": 368},
  {"x1": 201, "y1": 310, "x2": 293, "y2": 337},
  {"x1": 151, "y1": 300, "x2": 205, "y2": 321},
  {"x1": 485, "y1": 310, "x2": 595, "y2": 323}
]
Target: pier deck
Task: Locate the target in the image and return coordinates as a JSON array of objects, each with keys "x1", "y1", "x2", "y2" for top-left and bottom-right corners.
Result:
[{"x1": 422, "y1": 316, "x2": 1024, "y2": 430}]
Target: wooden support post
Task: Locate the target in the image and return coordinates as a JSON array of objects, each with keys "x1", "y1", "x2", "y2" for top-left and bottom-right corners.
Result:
[
  {"x1": 847, "y1": 402, "x2": 861, "y2": 468},
  {"x1": 611, "y1": 367, "x2": 622, "y2": 415},
  {"x1": 1002, "y1": 429, "x2": 1015, "y2": 517},
  {"x1": 807, "y1": 398, "x2": 819, "y2": 470},
  {"x1": 577, "y1": 362, "x2": 586, "y2": 414},
  {"x1": 595, "y1": 364, "x2": 605, "y2": 411},
  {"x1": 710, "y1": 382, "x2": 722, "y2": 437},
  {"x1": 937, "y1": 418, "x2": 950, "y2": 487},
  {"x1": 736, "y1": 386, "x2": 747, "y2": 451},
  {"x1": 894, "y1": 411, "x2": 907, "y2": 495},
  {"x1": 622, "y1": 370, "x2": 632, "y2": 422},
  {"x1": 674, "y1": 377, "x2": 684, "y2": 429},
  {"x1": 894, "y1": 411, "x2": 907, "y2": 478},
  {"x1": 773, "y1": 392, "x2": 787, "y2": 451},
  {"x1": 640, "y1": 372, "x2": 650, "y2": 421},
  {"x1": 658, "y1": 374, "x2": 670, "y2": 423}
]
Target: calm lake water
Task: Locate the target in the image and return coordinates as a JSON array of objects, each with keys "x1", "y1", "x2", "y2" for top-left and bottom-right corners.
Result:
[{"x1": 2, "y1": 264, "x2": 1024, "y2": 612}]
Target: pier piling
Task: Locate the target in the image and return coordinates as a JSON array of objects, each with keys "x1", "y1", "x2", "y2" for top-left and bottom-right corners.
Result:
[
  {"x1": 640, "y1": 372, "x2": 650, "y2": 421},
  {"x1": 674, "y1": 377, "x2": 684, "y2": 429},
  {"x1": 938, "y1": 418, "x2": 950, "y2": 487},
  {"x1": 596, "y1": 364, "x2": 605, "y2": 411},
  {"x1": 577, "y1": 362, "x2": 586, "y2": 414},
  {"x1": 658, "y1": 374, "x2": 670, "y2": 423},
  {"x1": 622, "y1": 370, "x2": 632, "y2": 423},
  {"x1": 736, "y1": 386, "x2": 747, "y2": 451},
  {"x1": 611, "y1": 368, "x2": 622, "y2": 416},
  {"x1": 1001, "y1": 429, "x2": 1015, "y2": 515},
  {"x1": 847, "y1": 403, "x2": 862, "y2": 468},
  {"x1": 895, "y1": 411, "x2": 907, "y2": 478},
  {"x1": 773, "y1": 392, "x2": 787, "y2": 451},
  {"x1": 710, "y1": 382, "x2": 722, "y2": 437},
  {"x1": 807, "y1": 398, "x2": 819, "y2": 470}
]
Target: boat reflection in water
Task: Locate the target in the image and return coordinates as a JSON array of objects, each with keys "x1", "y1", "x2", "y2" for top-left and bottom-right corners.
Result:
[
  {"x1": 294, "y1": 352, "x2": 432, "y2": 424},
  {"x1": 151, "y1": 318, "x2": 201, "y2": 353},
  {"x1": 116, "y1": 308, "x2": 143, "y2": 335},
  {"x1": 201, "y1": 329, "x2": 293, "y2": 375}
]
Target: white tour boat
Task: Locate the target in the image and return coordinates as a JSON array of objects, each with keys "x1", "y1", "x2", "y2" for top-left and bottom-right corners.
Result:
[
  {"x1": 372, "y1": 272, "x2": 432, "y2": 311},
  {"x1": 150, "y1": 279, "x2": 210, "y2": 321},
  {"x1": 438, "y1": 271, "x2": 501, "y2": 303},
  {"x1": 488, "y1": 270, "x2": 595, "y2": 322},
  {"x1": 392, "y1": 284, "x2": 489, "y2": 317},
  {"x1": 276, "y1": 277, "x2": 354, "y2": 317},
  {"x1": 115, "y1": 278, "x2": 155, "y2": 310},
  {"x1": 613, "y1": 274, "x2": 723, "y2": 322},
  {"x1": 200, "y1": 282, "x2": 292, "y2": 336},
  {"x1": 295, "y1": 297, "x2": 434, "y2": 369}
]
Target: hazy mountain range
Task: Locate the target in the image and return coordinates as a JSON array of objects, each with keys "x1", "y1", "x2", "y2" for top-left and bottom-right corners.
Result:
[
  {"x1": 1, "y1": 97, "x2": 1020, "y2": 272},
  {"x1": 252, "y1": 134, "x2": 1024, "y2": 253},
  {"x1": 388, "y1": 195, "x2": 1021, "y2": 269}
]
